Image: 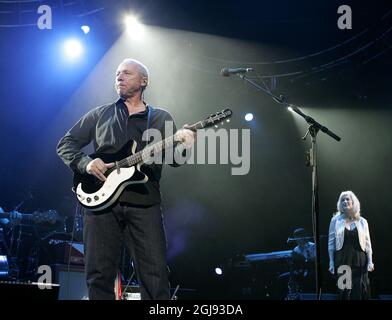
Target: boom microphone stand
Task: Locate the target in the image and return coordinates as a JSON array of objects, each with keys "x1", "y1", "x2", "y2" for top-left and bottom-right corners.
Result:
[{"x1": 228, "y1": 71, "x2": 341, "y2": 300}]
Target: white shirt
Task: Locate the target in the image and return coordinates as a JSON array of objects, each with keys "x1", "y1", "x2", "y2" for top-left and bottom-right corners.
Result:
[{"x1": 328, "y1": 213, "x2": 374, "y2": 268}]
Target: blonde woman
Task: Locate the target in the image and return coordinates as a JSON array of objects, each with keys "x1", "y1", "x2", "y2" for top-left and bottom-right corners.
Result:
[{"x1": 328, "y1": 191, "x2": 374, "y2": 299}]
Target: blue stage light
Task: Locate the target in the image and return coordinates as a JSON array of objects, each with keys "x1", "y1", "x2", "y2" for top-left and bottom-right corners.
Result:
[
  {"x1": 81, "y1": 25, "x2": 90, "y2": 34},
  {"x1": 63, "y1": 39, "x2": 83, "y2": 60}
]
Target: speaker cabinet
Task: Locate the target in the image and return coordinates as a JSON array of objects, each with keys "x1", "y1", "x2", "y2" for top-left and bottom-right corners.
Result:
[{"x1": 53, "y1": 264, "x2": 88, "y2": 300}]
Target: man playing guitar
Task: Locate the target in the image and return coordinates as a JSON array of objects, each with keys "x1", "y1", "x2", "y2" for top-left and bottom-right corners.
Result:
[{"x1": 57, "y1": 58, "x2": 196, "y2": 300}]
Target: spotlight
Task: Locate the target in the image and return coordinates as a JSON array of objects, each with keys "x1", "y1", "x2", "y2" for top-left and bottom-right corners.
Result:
[
  {"x1": 215, "y1": 267, "x2": 223, "y2": 276},
  {"x1": 124, "y1": 15, "x2": 144, "y2": 40},
  {"x1": 245, "y1": 113, "x2": 254, "y2": 122},
  {"x1": 63, "y1": 39, "x2": 83, "y2": 60},
  {"x1": 81, "y1": 25, "x2": 90, "y2": 34}
]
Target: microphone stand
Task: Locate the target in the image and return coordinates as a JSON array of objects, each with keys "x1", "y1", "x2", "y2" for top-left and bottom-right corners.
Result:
[{"x1": 235, "y1": 73, "x2": 341, "y2": 300}]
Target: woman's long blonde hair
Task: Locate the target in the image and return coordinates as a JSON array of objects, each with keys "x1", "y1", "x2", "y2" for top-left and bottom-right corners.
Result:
[{"x1": 336, "y1": 190, "x2": 361, "y2": 219}]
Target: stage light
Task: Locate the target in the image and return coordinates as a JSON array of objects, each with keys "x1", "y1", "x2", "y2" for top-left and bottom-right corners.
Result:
[
  {"x1": 215, "y1": 267, "x2": 223, "y2": 275},
  {"x1": 63, "y1": 39, "x2": 83, "y2": 60},
  {"x1": 81, "y1": 25, "x2": 90, "y2": 34},
  {"x1": 245, "y1": 113, "x2": 254, "y2": 121},
  {"x1": 124, "y1": 15, "x2": 145, "y2": 40}
]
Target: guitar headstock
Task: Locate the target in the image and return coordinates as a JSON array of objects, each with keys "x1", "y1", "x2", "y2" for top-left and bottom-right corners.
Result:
[
  {"x1": 32, "y1": 210, "x2": 60, "y2": 225},
  {"x1": 190, "y1": 108, "x2": 233, "y2": 131}
]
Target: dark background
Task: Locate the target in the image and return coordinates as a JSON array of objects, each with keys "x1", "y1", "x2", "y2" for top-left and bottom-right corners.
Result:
[{"x1": 1, "y1": 0, "x2": 391, "y2": 298}]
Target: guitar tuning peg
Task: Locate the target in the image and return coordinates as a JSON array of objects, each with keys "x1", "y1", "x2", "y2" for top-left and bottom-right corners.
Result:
[{"x1": 214, "y1": 125, "x2": 218, "y2": 128}]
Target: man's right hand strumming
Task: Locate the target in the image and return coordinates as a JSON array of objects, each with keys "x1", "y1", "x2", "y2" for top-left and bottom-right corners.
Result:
[{"x1": 86, "y1": 158, "x2": 115, "y2": 182}]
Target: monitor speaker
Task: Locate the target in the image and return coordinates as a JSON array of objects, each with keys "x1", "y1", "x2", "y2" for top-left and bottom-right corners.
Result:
[{"x1": 53, "y1": 264, "x2": 88, "y2": 300}]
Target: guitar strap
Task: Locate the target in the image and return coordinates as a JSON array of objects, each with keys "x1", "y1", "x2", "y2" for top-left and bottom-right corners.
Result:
[{"x1": 146, "y1": 105, "x2": 153, "y2": 147}]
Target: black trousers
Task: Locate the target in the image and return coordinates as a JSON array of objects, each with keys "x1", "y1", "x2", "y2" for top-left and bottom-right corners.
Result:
[{"x1": 83, "y1": 202, "x2": 170, "y2": 300}]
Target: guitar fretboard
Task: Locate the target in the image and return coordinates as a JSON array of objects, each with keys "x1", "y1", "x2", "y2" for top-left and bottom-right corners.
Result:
[
  {"x1": 102, "y1": 110, "x2": 231, "y2": 176},
  {"x1": 128, "y1": 135, "x2": 177, "y2": 166}
]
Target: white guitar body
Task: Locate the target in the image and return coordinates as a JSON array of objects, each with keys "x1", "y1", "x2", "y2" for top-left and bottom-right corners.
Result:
[
  {"x1": 72, "y1": 108, "x2": 233, "y2": 212},
  {"x1": 75, "y1": 163, "x2": 148, "y2": 211}
]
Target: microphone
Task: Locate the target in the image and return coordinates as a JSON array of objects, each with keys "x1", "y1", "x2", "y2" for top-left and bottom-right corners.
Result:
[{"x1": 221, "y1": 67, "x2": 254, "y2": 77}]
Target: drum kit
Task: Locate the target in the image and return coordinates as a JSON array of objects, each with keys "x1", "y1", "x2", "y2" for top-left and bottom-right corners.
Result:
[{"x1": 0, "y1": 207, "x2": 82, "y2": 282}]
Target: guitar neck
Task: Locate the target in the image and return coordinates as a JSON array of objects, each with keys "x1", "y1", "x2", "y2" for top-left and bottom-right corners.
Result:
[
  {"x1": 108, "y1": 111, "x2": 231, "y2": 170},
  {"x1": 124, "y1": 120, "x2": 207, "y2": 167},
  {"x1": 125, "y1": 134, "x2": 177, "y2": 167},
  {"x1": 0, "y1": 213, "x2": 32, "y2": 220}
]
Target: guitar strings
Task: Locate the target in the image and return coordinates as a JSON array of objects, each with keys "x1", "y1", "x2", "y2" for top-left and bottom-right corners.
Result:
[
  {"x1": 103, "y1": 134, "x2": 177, "y2": 176},
  {"x1": 102, "y1": 116, "x2": 221, "y2": 176}
]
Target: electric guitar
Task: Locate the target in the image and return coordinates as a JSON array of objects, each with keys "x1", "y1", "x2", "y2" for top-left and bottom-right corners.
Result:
[
  {"x1": 73, "y1": 108, "x2": 233, "y2": 211},
  {"x1": 0, "y1": 209, "x2": 60, "y2": 225}
]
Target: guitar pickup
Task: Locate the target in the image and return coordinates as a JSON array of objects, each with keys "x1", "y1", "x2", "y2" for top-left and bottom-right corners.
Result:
[{"x1": 115, "y1": 161, "x2": 120, "y2": 174}]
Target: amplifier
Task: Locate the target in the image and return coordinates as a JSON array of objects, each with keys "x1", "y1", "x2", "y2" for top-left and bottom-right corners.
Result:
[
  {"x1": 52, "y1": 264, "x2": 88, "y2": 300},
  {"x1": 42, "y1": 241, "x2": 84, "y2": 265},
  {"x1": 122, "y1": 285, "x2": 141, "y2": 300},
  {"x1": 120, "y1": 285, "x2": 198, "y2": 300}
]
